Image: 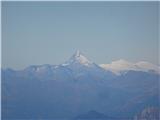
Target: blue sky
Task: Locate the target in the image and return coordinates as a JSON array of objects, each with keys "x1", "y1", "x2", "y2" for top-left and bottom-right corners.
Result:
[{"x1": 2, "y1": 1, "x2": 159, "y2": 69}]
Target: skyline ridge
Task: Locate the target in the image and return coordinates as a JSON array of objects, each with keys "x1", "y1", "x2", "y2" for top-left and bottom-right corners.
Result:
[
  {"x1": 2, "y1": 50, "x2": 159, "y2": 69},
  {"x1": 3, "y1": 50, "x2": 160, "y2": 75}
]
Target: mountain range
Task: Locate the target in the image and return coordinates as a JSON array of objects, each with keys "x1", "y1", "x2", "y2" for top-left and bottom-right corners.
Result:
[{"x1": 2, "y1": 51, "x2": 160, "y2": 119}]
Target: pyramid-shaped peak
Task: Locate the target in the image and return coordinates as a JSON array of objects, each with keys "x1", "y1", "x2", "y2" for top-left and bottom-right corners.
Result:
[
  {"x1": 64, "y1": 50, "x2": 93, "y2": 66},
  {"x1": 72, "y1": 50, "x2": 90, "y2": 62}
]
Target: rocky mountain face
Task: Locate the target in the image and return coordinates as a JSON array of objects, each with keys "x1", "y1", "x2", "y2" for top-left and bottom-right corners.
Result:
[{"x1": 2, "y1": 51, "x2": 160, "y2": 119}]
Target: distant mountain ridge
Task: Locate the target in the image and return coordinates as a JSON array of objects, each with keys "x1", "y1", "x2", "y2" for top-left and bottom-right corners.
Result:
[
  {"x1": 2, "y1": 51, "x2": 159, "y2": 119},
  {"x1": 3, "y1": 50, "x2": 159, "y2": 76}
]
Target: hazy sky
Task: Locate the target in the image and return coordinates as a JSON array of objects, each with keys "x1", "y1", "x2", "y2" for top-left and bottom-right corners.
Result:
[{"x1": 2, "y1": 1, "x2": 159, "y2": 69}]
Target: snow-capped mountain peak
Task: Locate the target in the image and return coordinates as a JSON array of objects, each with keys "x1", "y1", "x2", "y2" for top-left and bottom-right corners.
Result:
[
  {"x1": 100, "y1": 59, "x2": 160, "y2": 75},
  {"x1": 64, "y1": 50, "x2": 93, "y2": 66}
]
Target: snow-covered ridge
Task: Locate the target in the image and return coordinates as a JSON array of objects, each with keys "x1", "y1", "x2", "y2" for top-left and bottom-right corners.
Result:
[
  {"x1": 13, "y1": 51, "x2": 159, "y2": 75},
  {"x1": 22, "y1": 50, "x2": 94, "y2": 72},
  {"x1": 100, "y1": 59, "x2": 160, "y2": 75}
]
